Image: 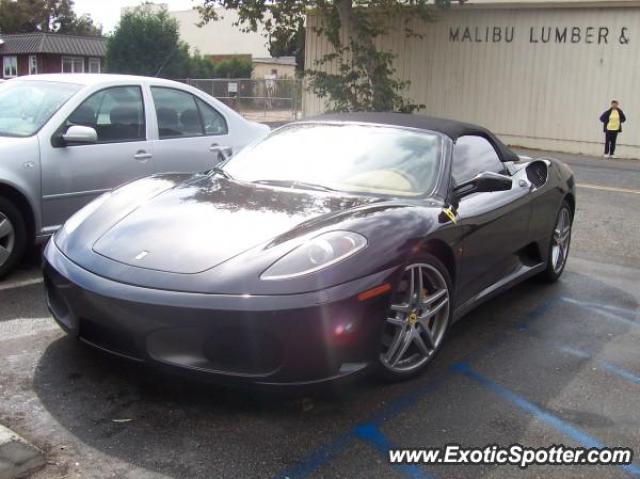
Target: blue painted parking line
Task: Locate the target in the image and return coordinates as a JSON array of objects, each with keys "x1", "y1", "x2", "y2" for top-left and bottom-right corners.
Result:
[
  {"x1": 560, "y1": 297, "x2": 639, "y2": 327},
  {"x1": 516, "y1": 298, "x2": 557, "y2": 331},
  {"x1": 560, "y1": 346, "x2": 640, "y2": 385},
  {"x1": 560, "y1": 297, "x2": 639, "y2": 318},
  {"x1": 354, "y1": 423, "x2": 431, "y2": 479},
  {"x1": 518, "y1": 296, "x2": 639, "y2": 331},
  {"x1": 274, "y1": 375, "x2": 449, "y2": 479},
  {"x1": 598, "y1": 361, "x2": 640, "y2": 385},
  {"x1": 587, "y1": 308, "x2": 639, "y2": 328},
  {"x1": 514, "y1": 296, "x2": 640, "y2": 388},
  {"x1": 275, "y1": 293, "x2": 635, "y2": 478},
  {"x1": 277, "y1": 432, "x2": 355, "y2": 479},
  {"x1": 451, "y1": 362, "x2": 640, "y2": 478}
]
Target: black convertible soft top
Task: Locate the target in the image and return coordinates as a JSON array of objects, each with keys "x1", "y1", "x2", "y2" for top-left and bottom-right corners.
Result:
[{"x1": 303, "y1": 112, "x2": 519, "y2": 163}]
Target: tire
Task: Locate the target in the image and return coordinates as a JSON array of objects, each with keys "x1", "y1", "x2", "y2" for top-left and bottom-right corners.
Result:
[
  {"x1": 0, "y1": 197, "x2": 27, "y2": 279},
  {"x1": 540, "y1": 200, "x2": 572, "y2": 283},
  {"x1": 377, "y1": 253, "x2": 453, "y2": 381}
]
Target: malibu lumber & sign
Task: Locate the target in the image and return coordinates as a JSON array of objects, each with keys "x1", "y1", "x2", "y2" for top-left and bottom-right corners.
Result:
[{"x1": 449, "y1": 26, "x2": 630, "y2": 45}]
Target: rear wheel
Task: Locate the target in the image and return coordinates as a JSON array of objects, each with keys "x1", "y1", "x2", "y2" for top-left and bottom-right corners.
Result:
[
  {"x1": 378, "y1": 255, "x2": 452, "y2": 381},
  {"x1": 0, "y1": 197, "x2": 27, "y2": 279},
  {"x1": 540, "y1": 201, "x2": 572, "y2": 283}
]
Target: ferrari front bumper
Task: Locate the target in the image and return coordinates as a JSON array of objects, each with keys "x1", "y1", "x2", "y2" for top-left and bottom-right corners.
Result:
[{"x1": 43, "y1": 240, "x2": 399, "y2": 387}]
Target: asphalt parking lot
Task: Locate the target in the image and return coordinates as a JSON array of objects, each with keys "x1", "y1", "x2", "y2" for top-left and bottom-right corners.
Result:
[{"x1": 1, "y1": 150, "x2": 639, "y2": 479}]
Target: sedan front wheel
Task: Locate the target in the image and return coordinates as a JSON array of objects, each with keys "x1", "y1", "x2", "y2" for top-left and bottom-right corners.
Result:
[
  {"x1": 0, "y1": 197, "x2": 27, "y2": 279},
  {"x1": 378, "y1": 255, "x2": 452, "y2": 380}
]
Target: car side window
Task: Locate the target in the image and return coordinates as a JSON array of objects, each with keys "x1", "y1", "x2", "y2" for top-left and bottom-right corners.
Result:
[
  {"x1": 196, "y1": 97, "x2": 228, "y2": 135},
  {"x1": 65, "y1": 86, "x2": 145, "y2": 143},
  {"x1": 452, "y1": 135, "x2": 505, "y2": 184},
  {"x1": 152, "y1": 87, "x2": 209, "y2": 139}
]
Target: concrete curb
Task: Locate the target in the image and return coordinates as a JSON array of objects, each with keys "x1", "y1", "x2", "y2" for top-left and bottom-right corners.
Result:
[{"x1": 0, "y1": 424, "x2": 45, "y2": 479}]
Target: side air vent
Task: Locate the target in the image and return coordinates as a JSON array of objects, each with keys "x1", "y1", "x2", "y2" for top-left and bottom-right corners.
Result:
[{"x1": 526, "y1": 161, "x2": 548, "y2": 188}]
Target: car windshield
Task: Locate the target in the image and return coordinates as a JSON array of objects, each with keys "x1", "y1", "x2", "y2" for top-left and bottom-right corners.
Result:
[
  {"x1": 0, "y1": 80, "x2": 82, "y2": 137},
  {"x1": 224, "y1": 123, "x2": 443, "y2": 197}
]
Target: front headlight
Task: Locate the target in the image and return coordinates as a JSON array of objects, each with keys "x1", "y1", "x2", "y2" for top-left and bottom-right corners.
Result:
[{"x1": 261, "y1": 231, "x2": 367, "y2": 280}]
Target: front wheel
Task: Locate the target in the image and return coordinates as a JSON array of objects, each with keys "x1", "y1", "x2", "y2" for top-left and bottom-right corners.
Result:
[
  {"x1": 378, "y1": 254, "x2": 452, "y2": 381},
  {"x1": 0, "y1": 197, "x2": 27, "y2": 279},
  {"x1": 540, "y1": 201, "x2": 572, "y2": 283}
]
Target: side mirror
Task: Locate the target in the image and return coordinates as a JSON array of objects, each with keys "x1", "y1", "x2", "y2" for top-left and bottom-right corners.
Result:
[
  {"x1": 454, "y1": 171, "x2": 512, "y2": 201},
  {"x1": 61, "y1": 125, "x2": 98, "y2": 145}
]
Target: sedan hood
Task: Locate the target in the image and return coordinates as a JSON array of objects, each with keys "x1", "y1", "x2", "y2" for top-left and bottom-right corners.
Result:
[{"x1": 92, "y1": 176, "x2": 377, "y2": 274}]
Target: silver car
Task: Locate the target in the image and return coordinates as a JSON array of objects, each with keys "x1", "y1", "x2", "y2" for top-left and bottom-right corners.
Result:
[{"x1": 0, "y1": 74, "x2": 269, "y2": 277}]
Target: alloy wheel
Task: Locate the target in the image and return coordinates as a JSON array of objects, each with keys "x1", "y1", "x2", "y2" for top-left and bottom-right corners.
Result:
[
  {"x1": 380, "y1": 263, "x2": 450, "y2": 374},
  {"x1": 0, "y1": 211, "x2": 15, "y2": 268},
  {"x1": 551, "y1": 207, "x2": 571, "y2": 273}
]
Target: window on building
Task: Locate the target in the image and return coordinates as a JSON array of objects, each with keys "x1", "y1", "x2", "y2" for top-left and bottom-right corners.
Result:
[
  {"x1": 62, "y1": 56, "x2": 84, "y2": 74},
  {"x1": 3, "y1": 56, "x2": 18, "y2": 78},
  {"x1": 88, "y1": 58, "x2": 101, "y2": 73},
  {"x1": 29, "y1": 55, "x2": 38, "y2": 75},
  {"x1": 64, "y1": 86, "x2": 145, "y2": 143},
  {"x1": 452, "y1": 135, "x2": 505, "y2": 185}
]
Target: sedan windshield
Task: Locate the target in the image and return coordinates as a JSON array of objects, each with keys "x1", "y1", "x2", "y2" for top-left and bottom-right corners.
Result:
[
  {"x1": 224, "y1": 123, "x2": 443, "y2": 197},
  {"x1": 0, "y1": 80, "x2": 81, "y2": 137}
]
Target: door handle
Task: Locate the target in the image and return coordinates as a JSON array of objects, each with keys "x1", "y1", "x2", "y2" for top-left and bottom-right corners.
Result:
[
  {"x1": 134, "y1": 150, "x2": 152, "y2": 161},
  {"x1": 209, "y1": 144, "x2": 233, "y2": 159}
]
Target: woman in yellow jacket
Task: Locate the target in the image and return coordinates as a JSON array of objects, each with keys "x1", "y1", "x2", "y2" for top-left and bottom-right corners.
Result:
[{"x1": 599, "y1": 100, "x2": 626, "y2": 159}]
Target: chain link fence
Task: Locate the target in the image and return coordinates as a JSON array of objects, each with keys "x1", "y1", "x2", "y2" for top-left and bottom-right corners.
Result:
[{"x1": 180, "y1": 78, "x2": 303, "y2": 123}]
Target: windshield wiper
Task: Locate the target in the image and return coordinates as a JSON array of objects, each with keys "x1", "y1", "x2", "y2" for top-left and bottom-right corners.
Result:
[{"x1": 252, "y1": 179, "x2": 336, "y2": 192}]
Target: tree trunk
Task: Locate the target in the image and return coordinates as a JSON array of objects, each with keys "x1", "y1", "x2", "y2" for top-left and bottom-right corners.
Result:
[{"x1": 334, "y1": 0, "x2": 388, "y2": 110}]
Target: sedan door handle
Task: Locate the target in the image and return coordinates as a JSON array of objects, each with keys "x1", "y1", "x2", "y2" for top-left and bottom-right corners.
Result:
[
  {"x1": 209, "y1": 143, "x2": 233, "y2": 158},
  {"x1": 134, "y1": 150, "x2": 152, "y2": 161}
]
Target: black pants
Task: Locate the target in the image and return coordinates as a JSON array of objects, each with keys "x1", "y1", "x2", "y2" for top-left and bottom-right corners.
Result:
[{"x1": 605, "y1": 130, "x2": 619, "y2": 155}]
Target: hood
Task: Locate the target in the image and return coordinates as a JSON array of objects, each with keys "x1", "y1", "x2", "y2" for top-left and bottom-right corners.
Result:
[
  {"x1": 0, "y1": 135, "x2": 39, "y2": 162},
  {"x1": 0, "y1": 136, "x2": 40, "y2": 194},
  {"x1": 92, "y1": 176, "x2": 377, "y2": 274}
]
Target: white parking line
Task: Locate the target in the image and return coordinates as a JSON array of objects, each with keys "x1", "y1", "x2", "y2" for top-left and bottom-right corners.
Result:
[
  {"x1": 0, "y1": 317, "x2": 57, "y2": 340},
  {"x1": 0, "y1": 277, "x2": 44, "y2": 291},
  {"x1": 577, "y1": 183, "x2": 640, "y2": 195}
]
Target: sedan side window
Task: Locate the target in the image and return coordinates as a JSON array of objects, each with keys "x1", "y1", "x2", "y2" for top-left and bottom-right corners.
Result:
[
  {"x1": 65, "y1": 86, "x2": 145, "y2": 143},
  {"x1": 151, "y1": 87, "x2": 202, "y2": 139},
  {"x1": 452, "y1": 135, "x2": 505, "y2": 184},
  {"x1": 196, "y1": 97, "x2": 228, "y2": 135}
]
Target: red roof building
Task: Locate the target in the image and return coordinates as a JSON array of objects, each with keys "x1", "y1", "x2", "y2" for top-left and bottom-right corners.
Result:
[{"x1": 0, "y1": 32, "x2": 106, "y2": 79}]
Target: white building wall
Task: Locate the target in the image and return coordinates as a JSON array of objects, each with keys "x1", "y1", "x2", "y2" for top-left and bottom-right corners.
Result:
[
  {"x1": 170, "y1": 8, "x2": 270, "y2": 57},
  {"x1": 304, "y1": 4, "x2": 640, "y2": 158}
]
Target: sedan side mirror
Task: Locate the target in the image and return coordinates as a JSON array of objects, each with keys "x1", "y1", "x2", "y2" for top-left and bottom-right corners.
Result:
[
  {"x1": 61, "y1": 125, "x2": 98, "y2": 145},
  {"x1": 454, "y1": 171, "x2": 512, "y2": 201}
]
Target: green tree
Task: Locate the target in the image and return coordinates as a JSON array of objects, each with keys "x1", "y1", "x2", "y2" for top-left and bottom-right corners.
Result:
[
  {"x1": 0, "y1": 0, "x2": 101, "y2": 35},
  {"x1": 198, "y1": 0, "x2": 462, "y2": 112},
  {"x1": 214, "y1": 57, "x2": 252, "y2": 78},
  {"x1": 70, "y1": 13, "x2": 101, "y2": 35},
  {"x1": 188, "y1": 50, "x2": 217, "y2": 78},
  {"x1": 106, "y1": 6, "x2": 185, "y2": 77},
  {"x1": 106, "y1": 6, "x2": 215, "y2": 79},
  {"x1": 268, "y1": 17, "x2": 304, "y2": 76}
]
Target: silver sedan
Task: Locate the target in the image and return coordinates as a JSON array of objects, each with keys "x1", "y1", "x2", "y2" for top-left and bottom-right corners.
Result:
[{"x1": 0, "y1": 74, "x2": 269, "y2": 277}]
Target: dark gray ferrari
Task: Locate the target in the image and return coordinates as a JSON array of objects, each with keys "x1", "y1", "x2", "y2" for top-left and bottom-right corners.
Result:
[{"x1": 44, "y1": 113, "x2": 575, "y2": 386}]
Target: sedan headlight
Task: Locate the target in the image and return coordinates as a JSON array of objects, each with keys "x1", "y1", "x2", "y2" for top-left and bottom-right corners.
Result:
[{"x1": 261, "y1": 231, "x2": 367, "y2": 280}]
